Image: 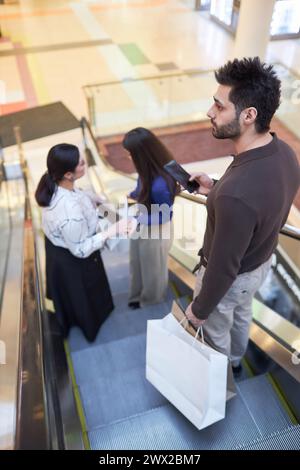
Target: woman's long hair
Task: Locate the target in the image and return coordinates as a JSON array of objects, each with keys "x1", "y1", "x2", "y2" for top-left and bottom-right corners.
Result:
[
  {"x1": 122, "y1": 127, "x2": 179, "y2": 209},
  {"x1": 35, "y1": 143, "x2": 80, "y2": 207}
]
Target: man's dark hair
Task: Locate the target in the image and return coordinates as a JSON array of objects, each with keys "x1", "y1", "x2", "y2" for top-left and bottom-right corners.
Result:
[{"x1": 215, "y1": 57, "x2": 281, "y2": 133}]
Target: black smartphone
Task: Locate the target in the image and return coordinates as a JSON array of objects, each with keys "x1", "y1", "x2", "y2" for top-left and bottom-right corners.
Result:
[{"x1": 164, "y1": 160, "x2": 199, "y2": 193}]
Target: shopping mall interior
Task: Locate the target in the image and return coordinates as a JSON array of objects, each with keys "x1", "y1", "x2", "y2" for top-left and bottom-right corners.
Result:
[{"x1": 0, "y1": 0, "x2": 300, "y2": 451}]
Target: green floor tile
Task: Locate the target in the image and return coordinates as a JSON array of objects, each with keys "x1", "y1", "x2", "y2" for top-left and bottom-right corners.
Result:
[{"x1": 119, "y1": 43, "x2": 150, "y2": 65}]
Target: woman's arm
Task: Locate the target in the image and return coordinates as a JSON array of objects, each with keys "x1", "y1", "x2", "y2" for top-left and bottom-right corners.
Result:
[
  {"x1": 59, "y1": 201, "x2": 135, "y2": 258},
  {"x1": 59, "y1": 206, "x2": 106, "y2": 258}
]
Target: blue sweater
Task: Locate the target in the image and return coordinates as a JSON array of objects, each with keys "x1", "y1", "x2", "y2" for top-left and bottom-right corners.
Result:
[{"x1": 130, "y1": 175, "x2": 174, "y2": 225}]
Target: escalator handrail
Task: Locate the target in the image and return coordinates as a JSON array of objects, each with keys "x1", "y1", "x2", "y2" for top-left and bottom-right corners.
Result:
[{"x1": 178, "y1": 192, "x2": 300, "y2": 241}]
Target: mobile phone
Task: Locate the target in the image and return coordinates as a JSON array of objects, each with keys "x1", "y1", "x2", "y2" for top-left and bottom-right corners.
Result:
[{"x1": 164, "y1": 160, "x2": 200, "y2": 193}]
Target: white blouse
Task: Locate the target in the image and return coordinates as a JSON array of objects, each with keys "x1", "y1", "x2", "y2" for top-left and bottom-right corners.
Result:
[{"x1": 42, "y1": 186, "x2": 105, "y2": 258}]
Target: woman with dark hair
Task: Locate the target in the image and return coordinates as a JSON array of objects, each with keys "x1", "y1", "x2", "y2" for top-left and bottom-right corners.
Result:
[
  {"x1": 35, "y1": 143, "x2": 133, "y2": 341},
  {"x1": 123, "y1": 127, "x2": 179, "y2": 308}
]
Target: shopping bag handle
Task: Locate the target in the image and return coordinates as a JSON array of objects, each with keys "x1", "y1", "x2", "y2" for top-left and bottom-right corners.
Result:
[
  {"x1": 193, "y1": 325, "x2": 205, "y2": 348},
  {"x1": 179, "y1": 317, "x2": 205, "y2": 346},
  {"x1": 195, "y1": 325, "x2": 205, "y2": 344}
]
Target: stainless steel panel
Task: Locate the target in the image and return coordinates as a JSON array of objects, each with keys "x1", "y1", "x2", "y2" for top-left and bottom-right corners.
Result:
[{"x1": 0, "y1": 179, "x2": 25, "y2": 450}]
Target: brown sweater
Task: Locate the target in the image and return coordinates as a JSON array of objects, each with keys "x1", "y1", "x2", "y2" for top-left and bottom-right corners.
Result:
[{"x1": 192, "y1": 133, "x2": 300, "y2": 320}]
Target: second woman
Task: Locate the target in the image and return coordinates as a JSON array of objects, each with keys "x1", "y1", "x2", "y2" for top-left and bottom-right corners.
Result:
[{"x1": 123, "y1": 127, "x2": 179, "y2": 308}]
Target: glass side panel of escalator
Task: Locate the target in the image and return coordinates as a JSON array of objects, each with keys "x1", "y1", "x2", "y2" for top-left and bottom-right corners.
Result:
[{"x1": 0, "y1": 183, "x2": 11, "y2": 315}]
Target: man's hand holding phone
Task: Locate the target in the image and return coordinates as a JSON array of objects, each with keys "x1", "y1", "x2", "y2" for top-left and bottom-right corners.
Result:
[
  {"x1": 189, "y1": 172, "x2": 214, "y2": 195},
  {"x1": 163, "y1": 160, "x2": 200, "y2": 193}
]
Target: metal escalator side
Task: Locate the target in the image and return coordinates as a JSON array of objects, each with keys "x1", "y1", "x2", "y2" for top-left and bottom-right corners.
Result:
[
  {"x1": 0, "y1": 181, "x2": 11, "y2": 324},
  {"x1": 0, "y1": 174, "x2": 50, "y2": 449},
  {"x1": 16, "y1": 195, "x2": 49, "y2": 449},
  {"x1": 0, "y1": 177, "x2": 25, "y2": 450}
]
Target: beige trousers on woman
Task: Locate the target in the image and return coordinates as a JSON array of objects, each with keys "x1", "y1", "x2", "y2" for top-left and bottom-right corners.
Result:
[{"x1": 129, "y1": 222, "x2": 173, "y2": 307}]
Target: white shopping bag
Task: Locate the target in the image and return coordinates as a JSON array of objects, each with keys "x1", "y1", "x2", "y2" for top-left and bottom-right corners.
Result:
[{"x1": 146, "y1": 312, "x2": 228, "y2": 430}]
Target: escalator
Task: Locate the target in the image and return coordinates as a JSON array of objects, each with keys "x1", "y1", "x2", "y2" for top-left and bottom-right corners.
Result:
[
  {"x1": 39, "y1": 118, "x2": 300, "y2": 449},
  {"x1": 67, "y1": 249, "x2": 300, "y2": 450},
  {"x1": 0, "y1": 116, "x2": 299, "y2": 450}
]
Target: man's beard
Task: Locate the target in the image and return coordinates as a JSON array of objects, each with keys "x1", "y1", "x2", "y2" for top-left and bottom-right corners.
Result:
[{"x1": 212, "y1": 115, "x2": 241, "y2": 139}]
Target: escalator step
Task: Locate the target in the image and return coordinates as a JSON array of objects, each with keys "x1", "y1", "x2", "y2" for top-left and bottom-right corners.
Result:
[
  {"x1": 236, "y1": 375, "x2": 292, "y2": 435},
  {"x1": 72, "y1": 322, "x2": 296, "y2": 449},
  {"x1": 71, "y1": 333, "x2": 146, "y2": 385},
  {"x1": 68, "y1": 298, "x2": 172, "y2": 353},
  {"x1": 235, "y1": 425, "x2": 300, "y2": 450},
  {"x1": 106, "y1": 273, "x2": 130, "y2": 296},
  {"x1": 78, "y1": 365, "x2": 166, "y2": 430},
  {"x1": 101, "y1": 249, "x2": 130, "y2": 295},
  {"x1": 88, "y1": 397, "x2": 260, "y2": 450}
]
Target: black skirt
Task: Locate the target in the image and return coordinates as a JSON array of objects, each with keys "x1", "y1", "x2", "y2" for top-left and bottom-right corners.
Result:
[{"x1": 45, "y1": 236, "x2": 114, "y2": 342}]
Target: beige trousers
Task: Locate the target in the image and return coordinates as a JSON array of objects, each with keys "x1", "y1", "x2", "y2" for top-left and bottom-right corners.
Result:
[
  {"x1": 129, "y1": 222, "x2": 173, "y2": 307},
  {"x1": 194, "y1": 256, "x2": 272, "y2": 366}
]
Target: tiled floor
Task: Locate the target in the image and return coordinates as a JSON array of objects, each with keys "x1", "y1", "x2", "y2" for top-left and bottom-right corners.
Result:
[{"x1": 1, "y1": 0, "x2": 300, "y2": 121}]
